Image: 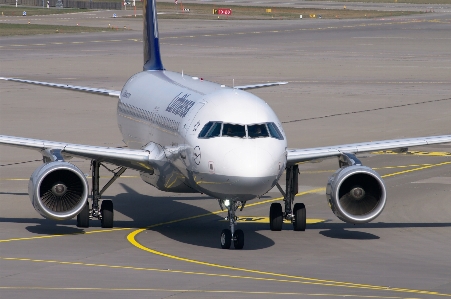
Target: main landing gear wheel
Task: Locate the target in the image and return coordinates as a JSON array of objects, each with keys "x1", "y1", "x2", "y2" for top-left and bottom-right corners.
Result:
[
  {"x1": 220, "y1": 229, "x2": 232, "y2": 249},
  {"x1": 76, "y1": 202, "x2": 89, "y2": 228},
  {"x1": 293, "y1": 202, "x2": 306, "y2": 231},
  {"x1": 101, "y1": 200, "x2": 114, "y2": 228},
  {"x1": 234, "y1": 229, "x2": 244, "y2": 249},
  {"x1": 269, "y1": 203, "x2": 283, "y2": 231}
]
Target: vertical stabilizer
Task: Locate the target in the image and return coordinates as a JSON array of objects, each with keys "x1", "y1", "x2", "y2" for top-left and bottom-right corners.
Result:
[{"x1": 143, "y1": 0, "x2": 164, "y2": 71}]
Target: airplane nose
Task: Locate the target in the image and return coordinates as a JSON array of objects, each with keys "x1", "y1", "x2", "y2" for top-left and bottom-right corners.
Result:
[
  {"x1": 223, "y1": 147, "x2": 275, "y2": 178},
  {"x1": 220, "y1": 146, "x2": 278, "y2": 197}
]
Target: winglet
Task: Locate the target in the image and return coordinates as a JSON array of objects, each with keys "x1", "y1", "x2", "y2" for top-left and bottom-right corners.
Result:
[{"x1": 143, "y1": 0, "x2": 164, "y2": 71}]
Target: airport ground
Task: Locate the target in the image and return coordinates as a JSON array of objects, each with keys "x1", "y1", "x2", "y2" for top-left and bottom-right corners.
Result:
[{"x1": 1, "y1": 2, "x2": 451, "y2": 298}]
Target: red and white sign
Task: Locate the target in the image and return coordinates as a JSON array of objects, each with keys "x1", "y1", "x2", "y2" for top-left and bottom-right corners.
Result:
[{"x1": 214, "y1": 8, "x2": 232, "y2": 15}]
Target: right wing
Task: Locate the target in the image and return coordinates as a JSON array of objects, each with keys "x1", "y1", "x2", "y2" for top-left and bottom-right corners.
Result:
[
  {"x1": 0, "y1": 135, "x2": 166, "y2": 172},
  {"x1": 0, "y1": 77, "x2": 120, "y2": 97}
]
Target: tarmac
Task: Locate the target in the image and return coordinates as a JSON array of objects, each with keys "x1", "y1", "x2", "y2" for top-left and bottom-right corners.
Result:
[{"x1": 1, "y1": 3, "x2": 451, "y2": 298}]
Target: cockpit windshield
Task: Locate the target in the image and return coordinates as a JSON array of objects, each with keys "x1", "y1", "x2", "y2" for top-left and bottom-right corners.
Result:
[
  {"x1": 222, "y1": 124, "x2": 246, "y2": 138},
  {"x1": 198, "y1": 122, "x2": 284, "y2": 140},
  {"x1": 248, "y1": 124, "x2": 269, "y2": 138}
]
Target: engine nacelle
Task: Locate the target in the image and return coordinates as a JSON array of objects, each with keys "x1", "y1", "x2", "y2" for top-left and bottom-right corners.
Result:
[
  {"x1": 28, "y1": 162, "x2": 89, "y2": 220},
  {"x1": 326, "y1": 165, "x2": 386, "y2": 224}
]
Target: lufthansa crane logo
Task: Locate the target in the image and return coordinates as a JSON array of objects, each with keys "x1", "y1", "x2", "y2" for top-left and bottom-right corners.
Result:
[{"x1": 193, "y1": 146, "x2": 201, "y2": 165}]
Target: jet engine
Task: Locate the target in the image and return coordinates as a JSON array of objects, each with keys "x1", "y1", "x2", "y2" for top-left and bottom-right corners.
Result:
[
  {"x1": 28, "y1": 162, "x2": 89, "y2": 220},
  {"x1": 326, "y1": 165, "x2": 386, "y2": 224}
]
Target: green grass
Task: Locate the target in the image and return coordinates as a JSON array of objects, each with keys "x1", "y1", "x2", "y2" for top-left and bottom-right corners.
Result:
[
  {"x1": 0, "y1": 6, "x2": 89, "y2": 16},
  {"x1": 0, "y1": 23, "x2": 126, "y2": 36}
]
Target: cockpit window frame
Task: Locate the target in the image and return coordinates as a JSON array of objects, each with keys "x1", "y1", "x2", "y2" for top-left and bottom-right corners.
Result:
[{"x1": 198, "y1": 121, "x2": 284, "y2": 140}]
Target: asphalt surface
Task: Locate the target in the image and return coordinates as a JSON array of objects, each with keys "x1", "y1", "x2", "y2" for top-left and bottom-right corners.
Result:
[{"x1": 1, "y1": 4, "x2": 451, "y2": 299}]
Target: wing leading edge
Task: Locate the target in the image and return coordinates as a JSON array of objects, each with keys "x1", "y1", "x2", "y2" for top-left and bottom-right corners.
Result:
[
  {"x1": 0, "y1": 135, "x2": 165, "y2": 173},
  {"x1": 287, "y1": 135, "x2": 451, "y2": 164},
  {"x1": 0, "y1": 77, "x2": 120, "y2": 97},
  {"x1": 235, "y1": 82, "x2": 288, "y2": 90}
]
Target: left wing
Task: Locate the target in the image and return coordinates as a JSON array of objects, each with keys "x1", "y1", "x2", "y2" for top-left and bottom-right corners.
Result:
[
  {"x1": 287, "y1": 135, "x2": 451, "y2": 164},
  {"x1": 0, "y1": 77, "x2": 120, "y2": 97}
]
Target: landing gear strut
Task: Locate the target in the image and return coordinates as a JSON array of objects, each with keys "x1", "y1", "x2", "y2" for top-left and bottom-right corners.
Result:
[
  {"x1": 76, "y1": 160, "x2": 126, "y2": 228},
  {"x1": 270, "y1": 164, "x2": 306, "y2": 231},
  {"x1": 219, "y1": 200, "x2": 245, "y2": 249}
]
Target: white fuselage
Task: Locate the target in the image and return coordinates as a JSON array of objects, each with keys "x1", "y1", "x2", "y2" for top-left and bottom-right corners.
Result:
[{"x1": 118, "y1": 70, "x2": 287, "y2": 201}]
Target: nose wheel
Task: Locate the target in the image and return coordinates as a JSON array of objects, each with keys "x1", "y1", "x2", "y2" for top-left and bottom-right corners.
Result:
[{"x1": 219, "y1": 200, "x2": 245, "y2": 249}]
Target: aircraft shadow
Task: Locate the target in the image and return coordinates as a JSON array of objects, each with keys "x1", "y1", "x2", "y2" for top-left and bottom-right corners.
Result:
[{"x1": 3, "y1": 183, "x2": 451, "y2": 247}]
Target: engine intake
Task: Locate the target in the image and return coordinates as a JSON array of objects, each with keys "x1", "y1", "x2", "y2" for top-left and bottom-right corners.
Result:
[
  {"x1": 326, "y1": 165, "x2": 386, "y2": 224},
  {"x1": 28, "y1": 162, "x2": 89, "y2": 220}
]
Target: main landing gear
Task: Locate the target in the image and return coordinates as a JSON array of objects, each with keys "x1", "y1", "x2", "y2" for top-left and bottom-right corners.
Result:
[
  {"x1": 270, "y1": 164, "x2": 306, "y2": 231},
  {"x1": 219, "y1": 199, "x2": 245, "y2": 249},
  {"x1": 76, "y1": 160, "x2": 126, "y2": 229}
]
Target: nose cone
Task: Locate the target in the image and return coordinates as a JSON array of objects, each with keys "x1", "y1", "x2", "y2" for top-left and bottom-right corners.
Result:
[
  {"x1": 219, "y1": 147, "x2": 279, "y2": 199},
  {"x1": 224, "y1": 147, "x2": 275, "y2": 178}
]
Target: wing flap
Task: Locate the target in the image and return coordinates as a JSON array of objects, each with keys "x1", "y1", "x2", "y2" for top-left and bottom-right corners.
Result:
[{"x1": 287, "y1": 135, "x2": 451, "y2": 164}]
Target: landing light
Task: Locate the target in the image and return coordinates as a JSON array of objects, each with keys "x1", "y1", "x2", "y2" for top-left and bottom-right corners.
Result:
[{"x1": 224, "y1": 199, "x2": 230, "y2": 207}]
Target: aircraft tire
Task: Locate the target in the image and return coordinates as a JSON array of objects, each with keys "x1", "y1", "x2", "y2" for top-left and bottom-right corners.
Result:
[
  {"x1": 269, "y1": 203, "x2": 283, "y2": 231},
  {"x1": 293, "y1": 203, "x2": 306, "y2": 231},
  {"x1": 234, "y1": 229, "x2": 244, "y2": 249},
  {"x1": 76, "y1": 202, "x2": 89, "y2": 228},
  {"x1": 220, "y1": 229, "x2": 232, "y2": 249},
  {"x1": 101, "y1": 200, "x2": 114, "y2": 228}
]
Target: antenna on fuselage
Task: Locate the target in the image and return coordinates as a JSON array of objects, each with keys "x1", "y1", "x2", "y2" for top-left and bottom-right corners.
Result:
[{"x1": 143, "y1": 0, "x2": 164, "y2": 71}]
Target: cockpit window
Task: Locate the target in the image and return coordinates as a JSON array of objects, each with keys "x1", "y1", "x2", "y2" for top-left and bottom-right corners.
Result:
[
  {"x1": 207, "y1": 122, "x2": 222, "y2": 138},
  {"x1": 198, "y1": 121, "x2": 284, "y2": 140},
  {"x1": 267, "y1": 122, "x2": 284, "y2": 140},
  {"x1": 198, "y1": 121, "x2": 222, "y2": 138},
  {"x1": 198, "y1": 121, "x2": 214, "y2": 138},
  {"x1": 248, "y1": 124, "x2": 269, "y2": 138},
  {"x1": 222, "y1": 124, "x2": 246, "y2": 138}
]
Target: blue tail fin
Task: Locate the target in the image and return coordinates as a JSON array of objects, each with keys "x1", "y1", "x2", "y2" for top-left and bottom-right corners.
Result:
[{"x1": 143, "y1": 0, "x2": 164, "y2": 71}]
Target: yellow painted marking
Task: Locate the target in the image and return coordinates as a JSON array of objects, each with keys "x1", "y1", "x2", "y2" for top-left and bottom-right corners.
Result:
[
  {"x1": 71, "y1": 42, "x2": 84, "y2": 44},
  {"x1": 299, "y1": 164, "x2": 440, "y2": 174},
  {"x1": 373, "y1": 150, "x2": 451, "y2": 157},
  {"x1": 2, "y1": 162, "x2": 451, "y2": 296},
  {"x1": 32, "y1": 44, "x2": 46, "y2": 46},
  {"x1": 0, "y1": 228, "x2": 131, "y2": 243},
  {"x1": 381, "y1": 161, "x2": 451, "y2": 178},
  {"x1": 0, "y1": 286, "x2": 425, "y2": 298},
  {"x1": 221, "y1": 217, "x2": 324, "y2": 224},
  {"x1": 51, "y1": 42, "x2": 64, "y2": 44},
  {"x1": 127, "y1": 230, "x2": 450, "y2": 296},
  {"x1": 11, "y1": 44, "x2": 25, "y2": 47},
  {"x1": 125, "y1": 163, "x2": 451, "y2": 297}
]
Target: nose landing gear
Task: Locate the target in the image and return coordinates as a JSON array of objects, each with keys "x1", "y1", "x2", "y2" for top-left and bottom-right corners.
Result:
[{"x1": 219, "y1": 199, "x2": 245, "y2": 249}]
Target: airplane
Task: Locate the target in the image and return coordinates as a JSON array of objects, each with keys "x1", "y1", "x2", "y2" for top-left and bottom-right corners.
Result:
[{"x1": 1, "y1": 0, "x2": 450, "y2": 250}]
